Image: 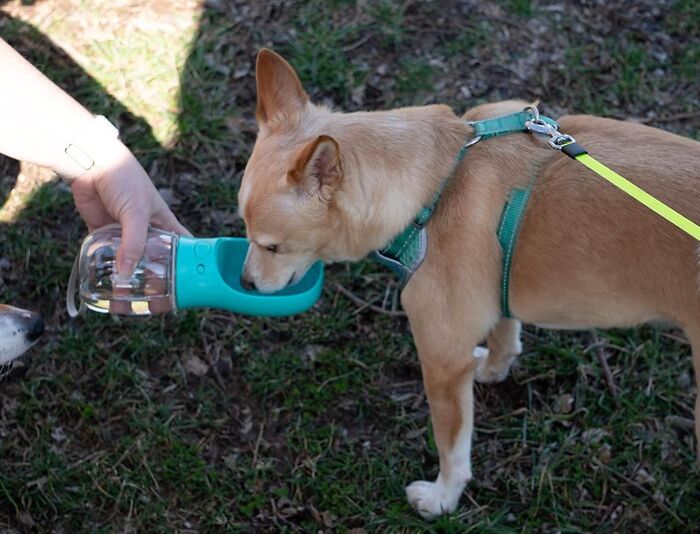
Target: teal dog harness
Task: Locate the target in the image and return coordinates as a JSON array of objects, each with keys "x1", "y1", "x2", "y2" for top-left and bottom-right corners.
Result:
[{"x1": 373, "y1": 107, "x2": 559, "y2": 317}]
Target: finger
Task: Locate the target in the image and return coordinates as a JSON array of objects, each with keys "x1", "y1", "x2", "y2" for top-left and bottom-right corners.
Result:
[
  {"x1": 142, "y1": 259, "x2": 174, "y2": 314},
  {"x1": 109, "y1": 269, "x2": 134, "y2": 315},
  {"x1": 116, "y1": 208, "x2": 150, "y2": 277},
  {"x1": 148, "y1": 296, "x2": 174, "y2": 314},
  {"x1": 72, "y1": 183, "x2": 115, "y2": 230},
  {"x1": 151, "y1": 204, "x2": 192, "y2": 237}
]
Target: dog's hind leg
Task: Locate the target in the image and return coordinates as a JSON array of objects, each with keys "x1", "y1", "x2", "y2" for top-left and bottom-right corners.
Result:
[
  {"x1": 474, "y1": 318, "x2": 522, "y2": 384},
  {"x1": 684, "y1": 323, "x2": 700, "y2": 465}
]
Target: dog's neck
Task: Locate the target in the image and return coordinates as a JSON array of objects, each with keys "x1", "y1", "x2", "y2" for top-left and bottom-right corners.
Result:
[{"x1": 321, "y1": 105, "x2": 472, "y2": 260}]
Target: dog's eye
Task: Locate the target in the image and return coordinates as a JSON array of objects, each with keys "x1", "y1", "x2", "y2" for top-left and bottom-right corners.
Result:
[{"x1": 266, "y1": 245, "x2": 278, "y2": 254}]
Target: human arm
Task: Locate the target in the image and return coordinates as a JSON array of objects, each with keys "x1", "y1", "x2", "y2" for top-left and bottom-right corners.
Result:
[{"x1": 0, "y1": 38, "x2": 189, "y2": 275}]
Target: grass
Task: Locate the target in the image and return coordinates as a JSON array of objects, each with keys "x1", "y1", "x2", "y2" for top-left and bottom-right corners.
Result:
[
  {"x1": 501, "y1": 0, "x2": 533, "y2": 18},
  {"x1": 393, "y1": 57, "x2": 438, "y2": 106},
  {"x1": 283, "y1": 1, "x2": 367, "y2": 106},
  {"x1": 1, "y1": 0, "x2": 699, "y2": 531},
  {"x1": 439, "y1": 22, "x2": 492, "y2": 59},
  {"x1": 369, "y1": 0, "x2": 407, "y2": 49}
]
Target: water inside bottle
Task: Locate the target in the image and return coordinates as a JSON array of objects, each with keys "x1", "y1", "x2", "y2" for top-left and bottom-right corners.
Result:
[{"x1": 79, "y1": 227, "x2": 177, "y2": 315}]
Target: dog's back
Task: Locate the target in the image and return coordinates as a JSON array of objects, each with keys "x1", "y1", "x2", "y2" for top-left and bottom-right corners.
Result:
[
  {"x1": 457, "y1": 102, "x2": 700, "y2": 330},
  {"x1": 518, "y1": 116, "x2": 699, "y2": 329}
]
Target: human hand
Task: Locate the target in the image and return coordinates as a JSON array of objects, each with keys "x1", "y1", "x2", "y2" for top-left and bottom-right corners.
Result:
[{"x1": 70, "y1": 141, "x2": 190, "y2": 276}]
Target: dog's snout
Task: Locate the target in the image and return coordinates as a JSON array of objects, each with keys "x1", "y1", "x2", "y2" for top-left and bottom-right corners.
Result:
[
  {"x1": 240, "y1": 274, "x2": 256, "y2": 291},
  {"x1": 26, "y1": 314, "x2": 44, "y2": 342}
]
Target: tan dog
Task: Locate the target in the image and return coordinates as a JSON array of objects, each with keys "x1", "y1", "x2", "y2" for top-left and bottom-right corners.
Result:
[
  {"x1": 0, "y1": 304, "x2": 43, "y2": 378},
  {"x1": 239, "y1": 49, "x2": 700, "y2": 518}
]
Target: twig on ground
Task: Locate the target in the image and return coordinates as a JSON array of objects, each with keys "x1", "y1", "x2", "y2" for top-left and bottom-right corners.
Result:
[
  {"x1": 589, "y1": 330, "x2": 620, "y2": 406},
  {"x1": 199, "y1": 318, "x2": 226, "y2": 392},
  {"x1": 342, "y1": 32, "x2": 374, "y2": 52},
  {"x1": 638, "y1": 110, "x2": 700, "y2": 124},
  {"x1": 251, "y1": 421, "x2": 266, "y2": 469},
  {"x1": 665, "y1": 415, "x2": 694, "y2": 431},
  {"x1": 599, "y1": 463, "x2": 683, "y2": 524},
  {"x1": 334, "y1": 283, "x2": 407, "y2": 318}
]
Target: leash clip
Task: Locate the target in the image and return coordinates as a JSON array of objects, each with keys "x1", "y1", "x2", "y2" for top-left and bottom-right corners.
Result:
[
  {"x1": 524, "y1": 105, "x2": 575, "y2": 150},
  {"x1": 525, "y1": 118, "x2": 575, "y2": 150}
]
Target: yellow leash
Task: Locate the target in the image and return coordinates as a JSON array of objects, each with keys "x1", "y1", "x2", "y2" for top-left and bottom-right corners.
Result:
[
  {"x1": 524, "y1": 106, "x2": 700, "y2": 241},
  {"x1": 574, "y1": 153, "x2": 700, "y2": 240}
]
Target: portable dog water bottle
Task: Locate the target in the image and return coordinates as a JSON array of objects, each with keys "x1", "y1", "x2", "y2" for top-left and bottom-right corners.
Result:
[{"x1": 68, "y1": 224, "x2": 323, "y2": 317}]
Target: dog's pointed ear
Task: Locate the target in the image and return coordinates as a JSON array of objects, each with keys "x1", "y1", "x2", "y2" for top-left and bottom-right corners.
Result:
[
  {"x1": 255, "y1": 49, "x2": 308, "y2": 124},
  {"x1": 289, "y1": 135, "x2": 342, "y2": 200}
]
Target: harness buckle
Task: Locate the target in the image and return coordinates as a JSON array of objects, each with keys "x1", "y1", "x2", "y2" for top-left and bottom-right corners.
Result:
[
  {"x1": 462, "y1": 134, "x2": 482, "y2": 149},
  {"x1": 524, "y1": 104, "x2": 540, "y2": 122}
]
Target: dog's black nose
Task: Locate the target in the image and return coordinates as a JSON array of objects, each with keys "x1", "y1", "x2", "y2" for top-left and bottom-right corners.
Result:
[
  {"x1": 240, "y1": 275, "x2": 255, "y2": 291},
  {"x1": 26, "y1": 314, "x2": 44, "y2": 342}
]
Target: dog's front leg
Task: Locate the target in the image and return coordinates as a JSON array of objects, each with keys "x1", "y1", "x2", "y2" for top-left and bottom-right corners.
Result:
[{"x1": 403, "y1": 312, "x2": 482, "y2": 519}]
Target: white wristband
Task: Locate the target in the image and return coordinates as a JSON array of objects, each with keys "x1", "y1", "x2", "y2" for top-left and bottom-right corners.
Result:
[{"x1": 59, "y1": 115, "x2": 120, "y2": 184}]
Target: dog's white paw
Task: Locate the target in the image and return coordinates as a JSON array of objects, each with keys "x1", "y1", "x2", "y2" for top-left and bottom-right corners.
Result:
[
  {"x1": 405, "y1": 479, "x2": 459, "y2": 519},
  {"x1": 473, "y1": 346, "x2": 513, "y2": 384}
]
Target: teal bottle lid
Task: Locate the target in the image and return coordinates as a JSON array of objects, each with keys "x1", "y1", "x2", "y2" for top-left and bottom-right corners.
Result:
[{"x1": 175, "y1": 236, "x2": 323, "y2": 316}]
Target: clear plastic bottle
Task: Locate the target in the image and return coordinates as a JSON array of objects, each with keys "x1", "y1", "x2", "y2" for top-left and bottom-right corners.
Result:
[{"x1": 76, "y1": 224, "x2": 177, "y2": 315}]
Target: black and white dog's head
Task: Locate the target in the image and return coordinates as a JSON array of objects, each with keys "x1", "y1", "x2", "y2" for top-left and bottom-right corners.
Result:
[{"x1": 0, "y1": 305, "x2": 43, "y2": 378}]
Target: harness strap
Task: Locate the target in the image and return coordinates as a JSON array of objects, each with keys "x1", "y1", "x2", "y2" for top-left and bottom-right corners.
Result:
[
  {"x1": 496, "y1": 184, "x2": 534, "y2": 318},
  {"x1": 472, "y1": 111, "x2": 557, "y2": 139},
  {"x1": 374, "y1": 109, "x2": 559, "y2": 285},
  {"x1": 66, "y1": 254, "x2": 85, "y2": 318}
]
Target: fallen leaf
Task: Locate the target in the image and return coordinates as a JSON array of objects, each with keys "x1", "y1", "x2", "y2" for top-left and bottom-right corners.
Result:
[{"x1": 184, "y1": 355, "x2": 209, "y2": 376}]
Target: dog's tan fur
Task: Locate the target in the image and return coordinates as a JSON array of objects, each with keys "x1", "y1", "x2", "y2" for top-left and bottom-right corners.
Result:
[{"x1": 240, "y1": 49, "x2": 700, "y2": 518}]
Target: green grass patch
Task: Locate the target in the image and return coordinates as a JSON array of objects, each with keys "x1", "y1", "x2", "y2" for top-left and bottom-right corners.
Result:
[
  {"x1": 370, "y1": 0, "x2": 407, "y2": 49},
  {"x1": 394, "y1": 57, "x2": 438, "y2": 105},
  {"x1": 500, "y1": 0, "x2": 533, "y2": 17},
  {"x1": 283, "y1": 1, "x2": 367, "y2": 105}
]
